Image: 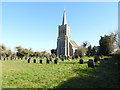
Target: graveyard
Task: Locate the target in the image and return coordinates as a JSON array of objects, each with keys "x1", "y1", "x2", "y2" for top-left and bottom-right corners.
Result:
[
  {"x1": 0, "y1": 56, "x2": 119, "y2": 88},
  {"x1": 1, "y1": 2, "x2": 119, "y2": 88}
]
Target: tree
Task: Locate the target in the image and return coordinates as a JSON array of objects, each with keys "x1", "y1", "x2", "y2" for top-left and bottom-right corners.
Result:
[
  {"x1": 5, "y1": 49, "x2": 12, "y2": 58},
  {"x1": 99, "y1": 33, "x2": 117, "y2": 55},
  {"x1": 118, "y1": 34, "x2": 120, "y2": 49},
  {"x1": 11, "y1": 53, "x2": 16, "y2": 58},
  {"x1": 33, "y1": 51, "x2": 41, "y2": 58},
  {"x1": 83, "y1": 41, "x2": 90, "y2": 47},
  {"x1": 86, "y1": 45, "x2": 92, "y2": 56},
  {"x1": 90, "y1": 46, "x2": 100, "y2": 56},
  {"x1": 28, "y1": 48, "x2": 34, "y2": 57},
  {"x1": 74, "y1": 44, "x2": 88, "y2": 58},
  {"x1": 15, "y1": 46, "x2": 26, "y2": 59},
  {"x1": 39, "y1": 51, "x2": 50, "y2": 57},
  {"x1": 44, "y1": 51, "x2": 50, "y2": 57},
  {"x1": 23, "y1": 48, "x2": 30, "y2": 57},
  {"x1": 51, "y1": 49, "x2": 57, "y2": 55},
  {"x1": 0, "y1": 45, "x2": 6, "y2": 57},
  {"x1": 0, "y1": 45, "x2": 6, "y2": 51}
]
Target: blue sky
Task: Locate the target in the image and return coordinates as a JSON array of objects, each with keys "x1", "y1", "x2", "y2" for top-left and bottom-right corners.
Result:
[{"x1": 1, "y1": 2, "x2": 118, "y2": 52}]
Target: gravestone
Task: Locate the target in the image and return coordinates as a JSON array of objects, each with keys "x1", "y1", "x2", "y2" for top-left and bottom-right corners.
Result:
[
  {"x1": 72, "y1": 56, "x2": 75, "y2": 60},
  {"x1": 94, "y1": 55, "x2": 100, "y2": 62},
  {"x1": 61, "y1": 58, "x2": 64, "y2": 61},
  {"x1": 79, "y1": 59, "x2": 84, "y2": 64},
  {"x1": 64, "y1": 56, "x2": 67, "y2": 60},
  {"x1": 75, "y1": 55, "x2": 78, "y2": 59},
  {"x1": 28, "y1": 58, "x2": 31, "y2": 63},
  {"x1": 46, "y1": 58, "x2": 50, "y2": 64},
  {"x1": 33, "y1": 59, "x2": 36, "y2": 63},
  {"x1": 49, "y1": 57, "x2": 52, "y2": 62},
  {"x1": 40, "y1": 59, "x2": 42, "y2": 64},
  {"x1": 94, "y1": 57, "x2": 97, "y2": 62},
  {"x1": 54, "y1": 58, "x2": 58, "y2": 64},
  {"x1": 66, "y1": 56, "x2": 69, "y2": 60},
  {"x1": 59, "y1": 56, "x2": 61, "y2": 58},
  {"x1": 88, "y1": 59, "x2": 94, "y2": 68}
]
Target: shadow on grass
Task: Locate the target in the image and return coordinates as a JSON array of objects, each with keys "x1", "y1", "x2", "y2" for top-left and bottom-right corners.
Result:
[
  {"x1": 60, "y1": 61, "x2": 78, "y2": 64},
  {"x1": 54, "y1": 59, "x2": 119, "y2": 88}
]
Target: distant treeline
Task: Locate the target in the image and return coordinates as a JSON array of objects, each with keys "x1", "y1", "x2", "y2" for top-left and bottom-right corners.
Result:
[{"x1": 0, "y1": 32, "x2": 119, "y2": 60}]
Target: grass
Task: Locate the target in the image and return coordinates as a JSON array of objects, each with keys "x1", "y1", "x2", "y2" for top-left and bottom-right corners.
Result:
[{"x1": 0, "y1": 56, "x2": 119, "y2": 88}]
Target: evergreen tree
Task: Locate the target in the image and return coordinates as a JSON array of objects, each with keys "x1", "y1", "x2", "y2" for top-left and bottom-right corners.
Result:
[{"x1": 99, "y1": 33, "x2": 117, "y2": 55}]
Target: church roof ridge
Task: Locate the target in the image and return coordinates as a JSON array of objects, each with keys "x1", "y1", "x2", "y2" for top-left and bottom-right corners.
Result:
[{"x1": 70, "y1": 40, "x2": 78, "y2": 48}]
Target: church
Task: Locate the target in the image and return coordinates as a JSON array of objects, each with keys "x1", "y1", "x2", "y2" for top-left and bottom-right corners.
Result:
[{"x1": 57, "y1": 10, "x2": 78, "y2": 56}]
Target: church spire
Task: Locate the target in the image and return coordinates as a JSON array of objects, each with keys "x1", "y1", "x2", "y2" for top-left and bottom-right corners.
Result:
[{"x1": 62, "y1": 9, "x2": 67, "y2": 25}]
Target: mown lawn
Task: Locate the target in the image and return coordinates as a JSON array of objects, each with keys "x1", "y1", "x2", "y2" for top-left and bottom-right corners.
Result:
[{"x1": 0, "y1": 56, "x2": 119, "y2": 88}]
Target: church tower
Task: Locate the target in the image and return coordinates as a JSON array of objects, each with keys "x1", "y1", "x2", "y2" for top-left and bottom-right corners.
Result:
[{"x1": 57, "y1": 10, "x2": 70, "y2": 56}]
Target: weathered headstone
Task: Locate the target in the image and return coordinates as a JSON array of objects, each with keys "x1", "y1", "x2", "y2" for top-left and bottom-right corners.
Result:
[
  {"x1": 49, "y1": 57, "x2": 52, "y2": 62},
  {"x1": 88, "y1": 59, "x2": 94, "y2": 68},
  {"x1": 72, "y1": 56, "x2": 75, "y2": 60},
  {"x1": 94, "y1": 55, "x2": 100, "y2": 62},
  {"x1": 46, "y1": 58, "x2": 50, "y2": 64},
  {"x1": 65, "y1": 56, "x2": 67, "y2": 60},
  {"x1": 28, "y1": 58, "x2": 31, "y2": 63},
  {"x1": 33, "y1": 59, "x2": 36, "y2": 63},
  {"x1": 66, "y1": 56, "x2": 69, "y2": 60},
  {"x1": 54, "y1": 58, "x2": 58, "y2": 64},
  {"x1": 79, "y1": 59, "x2": 84, "y2": 64},
  {"x1": 94, "y1": 58, "x2": 97, "y2": 62},
  {"x1": 61, "y1": 58, "x2": 64, "y2": 61},
  {"x1": 75, "y1": 55, "x2": 78, "y2": 59},
  {"x1": 40, "y1": 59, "x2": 42, "y2": 64},
  {"x1": 59, "y1": 56, "x2": 61, "y2": 58}
]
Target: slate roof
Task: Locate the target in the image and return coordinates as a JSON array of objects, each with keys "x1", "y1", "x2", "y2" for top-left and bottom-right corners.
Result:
[{"x1": 70, "y1": 40, "x2": 78, "y2": 48}]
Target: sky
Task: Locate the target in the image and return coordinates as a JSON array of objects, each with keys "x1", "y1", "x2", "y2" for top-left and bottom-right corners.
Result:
[{"x1": 1, "y1": 2, "x2": 118, "y2": 52}]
